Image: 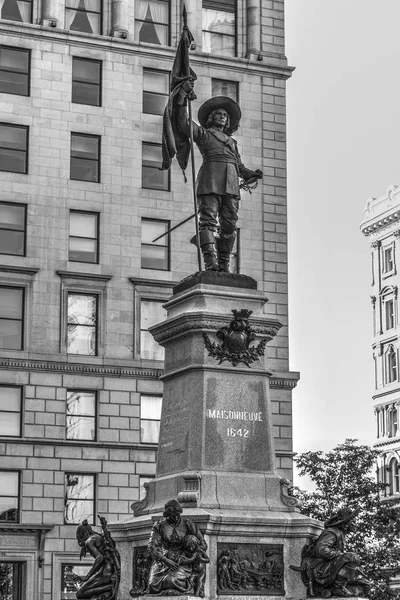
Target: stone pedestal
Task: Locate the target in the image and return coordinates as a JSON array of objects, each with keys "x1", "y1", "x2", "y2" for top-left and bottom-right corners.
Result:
[{"x1": 110, "y1": 275, "x2": 320, "y2": 600}]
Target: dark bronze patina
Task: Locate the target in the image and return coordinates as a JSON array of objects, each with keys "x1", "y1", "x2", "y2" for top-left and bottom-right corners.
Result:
[
  {"x1": 176, "y1": 82, "x2": 263, "y2": 273},
  {"x1": 290, "y1": 507, "x2": 371, "y2": 598},
  {"x1": 74, "y1": 515, "x2": 120, "y2": 600},
  {"x1": 217, "y1": 543, "x2": 284, "y2": 595},
  {"x1": 132, "y1": 499, "x2": 209, "y2": 597},
  {"x1": 203, "y1": 309, "x2": 267, "y2": 367}
]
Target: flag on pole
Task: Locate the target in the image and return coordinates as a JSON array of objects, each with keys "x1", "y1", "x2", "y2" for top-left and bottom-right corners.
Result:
[{"x1": 161, "y1": 6, "x2": 197, "y2": 179}]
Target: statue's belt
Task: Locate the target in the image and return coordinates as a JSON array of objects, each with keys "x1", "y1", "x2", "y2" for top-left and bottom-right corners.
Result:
[{"x1": 201, "y1": 153, "x2": 238, "y2": 167}]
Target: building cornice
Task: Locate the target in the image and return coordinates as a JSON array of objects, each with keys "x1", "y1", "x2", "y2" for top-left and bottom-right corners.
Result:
[
  {"x1": 56, "y1": 270, "x2": 113, "y2": 282},
  {"x1": 0, "y1": 265, "x2": 39, "y2": 276},
  {"x1": 360, "y1": 184, "x2": 400, "y2": 236},
  {"x1": 0, "y1": 22, "x2": 294, "y2": 79},
  {"x1": 0, "y1": 437, "x2": 158, "y2": 452},
  {"x1": 0, "y1": 357, "x2": 162, "y2": 378}
]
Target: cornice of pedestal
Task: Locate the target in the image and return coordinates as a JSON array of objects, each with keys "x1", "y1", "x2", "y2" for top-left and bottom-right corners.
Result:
[{"x1": 150, "y1": 312, "x2": 282, "y2": 344}]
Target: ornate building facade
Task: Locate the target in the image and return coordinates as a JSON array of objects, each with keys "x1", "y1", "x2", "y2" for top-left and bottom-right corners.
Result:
[
  {"x1": 0, "y1": 0, "x2": 298, "y2": 597},
  {"x1": 361, "y1": 185, "x2": 400, "y2": 498}
]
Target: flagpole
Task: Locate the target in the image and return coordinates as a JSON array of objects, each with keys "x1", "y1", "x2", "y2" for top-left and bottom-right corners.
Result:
[
  {"x1": 182, "y1": 5, "x2": 202, "y2": 272},
  {"x1": 188, "y1": 99, "x2": 202, "y2": 271}
]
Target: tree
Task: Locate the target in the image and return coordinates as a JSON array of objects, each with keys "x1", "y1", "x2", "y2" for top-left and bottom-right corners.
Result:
[{"x1": 293, "y1": 439, "x2": 400, "y2": 600}]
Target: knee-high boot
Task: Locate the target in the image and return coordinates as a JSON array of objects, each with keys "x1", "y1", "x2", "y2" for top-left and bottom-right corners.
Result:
[
  {"x1": 216, "y1": 233, "x2": 236, "y2": 272},
  {"x1": 200, "y1": 229, "x2": 218, "y2": 271}
]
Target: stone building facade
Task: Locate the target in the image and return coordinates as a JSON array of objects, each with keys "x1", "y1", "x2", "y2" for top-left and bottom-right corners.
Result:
[
  {"x1": 0, "y1": 0, "x2": 298, "y2": 597},
  {"x1": 361, "y1": 184, "x2": 400, "y2": 500}
]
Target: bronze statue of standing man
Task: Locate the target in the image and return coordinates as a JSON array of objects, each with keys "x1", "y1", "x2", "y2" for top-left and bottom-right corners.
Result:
[{"x1": 176, "y1": 83, "x2": 263, "y2": 272}]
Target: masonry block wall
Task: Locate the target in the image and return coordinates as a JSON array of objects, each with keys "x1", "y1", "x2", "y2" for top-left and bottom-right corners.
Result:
[{"x1": 0, "y1": 0, "x2": 297, "y2": 597}]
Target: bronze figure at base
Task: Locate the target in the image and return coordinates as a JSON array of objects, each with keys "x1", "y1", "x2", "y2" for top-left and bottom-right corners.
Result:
[
  {"x1": 290, "y1": 507, "x2": 370, "y2": 598},
  {"x1": 74, "y1": 516, "x2": 120, "y2": 600},
  {"x1": 131, "y1": 499, "x2": 209, "y2": 597}
]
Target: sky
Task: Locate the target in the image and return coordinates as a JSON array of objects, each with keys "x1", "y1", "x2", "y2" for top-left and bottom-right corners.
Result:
[{"x1": 284, "y1": 1, "x2": 400, "y2": 470}]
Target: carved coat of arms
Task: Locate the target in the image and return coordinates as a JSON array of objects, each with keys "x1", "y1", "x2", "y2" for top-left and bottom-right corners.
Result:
[{"x1": 203, "y1": 309, "x2": 266, "y2": 367}]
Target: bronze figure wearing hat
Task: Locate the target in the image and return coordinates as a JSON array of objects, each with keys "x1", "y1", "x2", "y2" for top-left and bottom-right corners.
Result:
[
  {"x1": 290, "y1": 506, "x2": 370, "y2": 598},
  {"x1": 176, "y1": 81, "x2": 263, "y2": 272}
]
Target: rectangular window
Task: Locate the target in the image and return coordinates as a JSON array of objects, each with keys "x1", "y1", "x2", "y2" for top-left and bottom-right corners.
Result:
[
  {"x1": 65, "y1": 0, "x2": 102, "y2": 34},
  {"x1": 135, "y1": 0, "x2": 169, "y2": 45},
  {"x1": 0, "y1": 202, "x2": 26, "y2": 256},
  {"x1": 140, "y1": 395, "x2": 162, "y2": 443},
  {"x1": 0, "y1": 46, "x2": 30, "y2": 96},
  {"x1": 142, "y1": 143, "x2": 169, "y2": 191},
  {"x1": 202, "y1": 0, "x2": 236, "y2": 57},
  {"x1": 0, "y1": 562, "x2": 24, "y2": 598},
  {"x1": 66, "y1": 390, "x2": 96, "y2": 441},
  {"x1": 143, "y1": 69, "x2": 169, "y2": 115},
  {"x1": 385, "y1": 299, "x2": 395, "y2": 330},
  {"x1": 0, "y1": 471, "x2": 19, "y2": 522},
  {"x1": 140, "y1": 299, "x2": 166, "y2": 360},
  {"x1": 0, "y1": 123, "x2": 28, "y2": 174},
  {"x1": 70, "y1": 133, "x2": 100, "y2": 183},
  {"x1": 0, "y1": 0, "x2": 32, "y2": 22},
  {"x1": 67, "y1": 293, "x2": 97, "y2": 356},
  {"x1": 72, "y1": 57, "x2": 101, "y2": 106},
  {"x1": 387, "y1": 347, "x2": 397, "y2": 384},
  {"x1": 141, "y1": 218, "x2": 170, "y2": 270},
  {"x1": 64, "y1": 473, "x2": 95, "y2": 524},
  {"x1": 383, "y1": 246, "x2": 395, "y2": 274},
  {"x1": 69, "y1": 211, "x2": 99, "y2": 263},
  {"x1": 212, "y1": 78, "x2": 238, "y2": 101},
  {"x1": 0, "y1": 286, "x2": 24, "y2": 350},
  {"x1": 0, "y1": 386, "x2": 22, "y2": 437},
  {"x1": 61, "y1": 564, "x2": 91, "y2": 599}
]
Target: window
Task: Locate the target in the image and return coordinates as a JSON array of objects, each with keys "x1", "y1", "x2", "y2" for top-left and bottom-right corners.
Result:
[
  {"x1": 141, "y1": 219, "x2": 170, "y2": 270},
  {"x1": 0, "y1": 386, "x2": 22, "y2": 437},
  {"x1": 64, "y1": 473, "x2": 95, "y2": 524},
  {"x1": 143, "y1": 69, "x2": 169, "y2": 115},
  {"x1": 140, "y1": 395, "x2": 162, "y2": 443},
  {"x1": 0, "y1": 47, "x2": 30, "y2": 96},
  {"x1": 202, "y1": 0, "x2": 236, "y2": 57},
  {"x1": 61, "y1": 564, "x2": 91, "y2": 599},
  {"x1": 0, "y1": 562, "x2": 24, "y2": 598},
  {"x1": 385, "y1": 298, "x2": 395, "y2": 330},
  {"x1": 389, "y1": 458, "x2": 400, "y2": 495},
  {"x1": 0, "y1": 124, "x2": 28, "y2": 174},
  {"x1": 66, "y1": 0, "x2": 102, "y2": 34},
  {"x1": 0, "y1": 471, "x2": 19, "y2": 522},
  {"x1": 67, "y1": 293, "x2": 97, "y2": 356},
  {"x1": 212, "y1": 78, "x2": 238, "y2": 101},
  {"x1": 69, "y1": 211, "x2": 99, "y2": 263},
  {"x1": 383, "y1": 245, "x2": 395, "y2": 275},
  {"x1": 135, "y1": 0, "x2": 169, "y2": 45},
  {"x1": 66, "y1": 390, "x2": 96, "y2": 441},
  {"x1": 387, "y1": 345, "x2": 397, "y2": 384},
  {"x1": 0, "y1": 202, "x2": 26, "y2": 256},
  {"x1": 142, "y1": 143, "x2": 168, "y2": 191},
  {"x1": 389, "y1": 406, "x2": 398, "y2": 438},
  {"x1": 0, "y1": 0, "x2": 31, "y2": 22},
  {"x1": 70, "y1": 133, "x2": 100, "y2": 183},
  {"x1": 139, "y1": 475, "x2": 154, "y2": 499},
  {"x1": 0, "y1": 286, "x2": 24, "y2": 350},
  {"x1": 140, "y1": 299, "x2": 166, "y2": 360},
  {"x1": 72, "y1": 57, "x2": 101, "y2": 106}
]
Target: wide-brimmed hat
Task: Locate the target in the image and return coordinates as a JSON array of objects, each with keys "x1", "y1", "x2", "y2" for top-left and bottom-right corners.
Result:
[
  {"x1": 324, "y1": 507, "x2": 360, "y2": 529},
  {"x1": 198, "y1": 96, "x2": 241, "y2": 132}
]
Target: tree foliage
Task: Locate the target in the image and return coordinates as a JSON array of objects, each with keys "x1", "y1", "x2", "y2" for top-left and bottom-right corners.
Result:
[{"x1": 293, "y1": 439, "x2": 400, "y2": 600}]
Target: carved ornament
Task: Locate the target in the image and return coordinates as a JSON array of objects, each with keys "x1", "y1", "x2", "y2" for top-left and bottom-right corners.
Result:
[
  {"x1": 203, "y1": 310, "x2": 267, "y2": 367},
  {"x1": 280, "y1": 478, "x2": 302, "y2": 508}
]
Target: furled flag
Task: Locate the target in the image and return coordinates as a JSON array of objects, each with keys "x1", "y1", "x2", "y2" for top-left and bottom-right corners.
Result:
[{"x1": 161, "y1": 6, "x2": 197, "y2": 180}]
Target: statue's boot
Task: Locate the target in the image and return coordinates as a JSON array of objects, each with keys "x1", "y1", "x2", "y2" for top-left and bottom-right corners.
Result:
[
  {"x1": 216, "y1": 233, "x2": 236, "y2": 272},
  {"x1": 200, "y1": 229, "x2": 218, "y2": 271}
]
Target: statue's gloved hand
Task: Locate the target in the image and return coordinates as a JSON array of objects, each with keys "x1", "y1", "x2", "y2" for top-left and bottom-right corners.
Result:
[
  {"x1": 178, "y1": 78, "x2": 197, "y2": 102},
  {"x1": 252, "y1": 169, "x2": 263, "y2": 179}
]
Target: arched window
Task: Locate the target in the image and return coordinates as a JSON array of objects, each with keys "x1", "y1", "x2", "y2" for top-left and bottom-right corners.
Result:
[
  {"x1": 389, "y1": 406, "x2": 399, "y2": 437},
  {"x1": 386, "y1": 345, "x2": 398, "y2": 384}
]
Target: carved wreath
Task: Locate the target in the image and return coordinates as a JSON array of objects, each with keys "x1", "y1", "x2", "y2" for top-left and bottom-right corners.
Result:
[{"x1": 203, "y1": 309, "x2": 267, "y2": 368}]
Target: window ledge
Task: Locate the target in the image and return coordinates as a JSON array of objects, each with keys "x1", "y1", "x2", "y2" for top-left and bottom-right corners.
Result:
[
  {"x1": 129, "y1": 277, "x2": 173, "y2": 288},
  {"x1": 57, "y1": 270, "x2": 112, "y2": 282},
  {"x1": 0, "y1": 523, "x2": 54, "y2": 533},
  {"x1": 0, "y1": 265, "x2": 39, "y2": 276}
]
